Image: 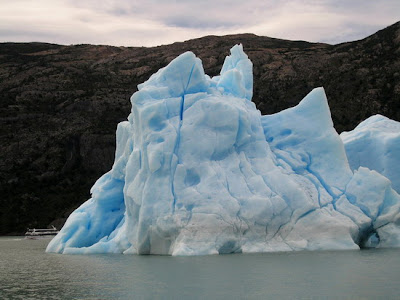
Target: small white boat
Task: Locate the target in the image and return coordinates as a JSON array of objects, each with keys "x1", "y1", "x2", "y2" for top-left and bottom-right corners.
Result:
[{"x1": 25, "y1": 226, "x2": 59, "y2": 239}]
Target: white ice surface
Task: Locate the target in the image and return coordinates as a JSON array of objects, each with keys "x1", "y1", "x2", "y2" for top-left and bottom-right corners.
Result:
[{"x1": 341, "y1": 115, "x2": 400, "y2": 193}]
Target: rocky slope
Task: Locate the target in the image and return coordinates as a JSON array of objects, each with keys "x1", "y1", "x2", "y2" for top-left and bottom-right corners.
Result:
[{"x1": 0, "y1": 22, "x2": 399, "y2": 234}]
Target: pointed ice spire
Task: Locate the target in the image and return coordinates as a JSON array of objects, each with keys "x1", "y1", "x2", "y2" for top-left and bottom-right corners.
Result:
[
  {"x1": 137, "y1": 51, "x2": 208, "y2": 99},
  {"x1": 216, "y1": 44, "x2": 253, "y2": 100}
]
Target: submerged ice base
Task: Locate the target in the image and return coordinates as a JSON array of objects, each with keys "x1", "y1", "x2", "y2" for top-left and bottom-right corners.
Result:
[{"x1": 47, "y1": 45, "x2": 400, "y2": 255}]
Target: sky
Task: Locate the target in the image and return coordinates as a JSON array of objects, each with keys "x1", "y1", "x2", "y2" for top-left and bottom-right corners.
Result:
[{"x1": 0, "y1": 0, "x2": 399, "y2": 47}]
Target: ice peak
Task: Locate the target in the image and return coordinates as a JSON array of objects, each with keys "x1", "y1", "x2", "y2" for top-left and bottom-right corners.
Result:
[
  {"x1": 217, "y1": 44, "x2": 253, "y2": 100},
  {"x1": 137, "y1": 51, "x2": 208, "y2": 99}
]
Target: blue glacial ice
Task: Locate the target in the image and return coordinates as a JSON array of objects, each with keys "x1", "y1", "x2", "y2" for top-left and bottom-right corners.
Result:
[
  {"x1": 46, "y1": 45, "x2": 400, "y2": 255},
  {"x1": 341, "y1": 115, "x2": 400, "y2": 194}
]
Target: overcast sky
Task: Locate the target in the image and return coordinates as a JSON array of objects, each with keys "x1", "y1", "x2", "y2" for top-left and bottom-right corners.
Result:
[{"x1": 0, "y1": 0, "x2": 399, "y2": 47}]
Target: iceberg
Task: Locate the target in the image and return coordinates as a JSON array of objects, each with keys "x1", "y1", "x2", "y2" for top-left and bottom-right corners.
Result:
[{"x1": 46, "y1": 45, "x2": 400, "y2": 255}]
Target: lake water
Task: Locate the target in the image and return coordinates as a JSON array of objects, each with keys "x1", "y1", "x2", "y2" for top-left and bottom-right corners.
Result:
[{"x1": 1, "y1": 237, "x2": 399, "y2": 299}]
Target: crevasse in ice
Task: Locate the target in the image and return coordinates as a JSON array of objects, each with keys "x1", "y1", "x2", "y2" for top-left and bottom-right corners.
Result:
[{"x1": 46, "y1": 45, "x2": 400, "y2": 255}]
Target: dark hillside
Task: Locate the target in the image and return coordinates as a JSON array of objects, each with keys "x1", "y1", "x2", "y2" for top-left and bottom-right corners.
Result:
[{"x1": 0, "y1": 22, "x2": 399, "y2": 234}]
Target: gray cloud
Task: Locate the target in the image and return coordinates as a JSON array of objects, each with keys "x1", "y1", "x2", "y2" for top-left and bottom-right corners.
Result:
[{"x1": 163, "y1": 16, "x2": 245, "y2": 30}]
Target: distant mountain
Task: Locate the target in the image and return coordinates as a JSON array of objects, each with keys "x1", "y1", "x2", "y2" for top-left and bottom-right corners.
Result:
[{"x1": 0, "y1": 21, "x2": 399, "y2": 234}]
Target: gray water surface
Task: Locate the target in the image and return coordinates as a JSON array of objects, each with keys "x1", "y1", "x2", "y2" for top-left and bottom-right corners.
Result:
[{"x1": 0, "y1": 237, "x2": 399, "y2": 299}]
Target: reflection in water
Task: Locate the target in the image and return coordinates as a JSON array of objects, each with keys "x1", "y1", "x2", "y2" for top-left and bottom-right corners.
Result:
[{"x1": 1, "y1": 237, "x2": 400, "y2": 299}]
